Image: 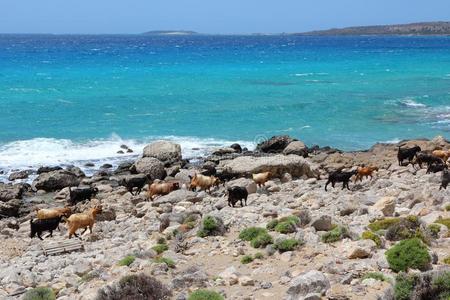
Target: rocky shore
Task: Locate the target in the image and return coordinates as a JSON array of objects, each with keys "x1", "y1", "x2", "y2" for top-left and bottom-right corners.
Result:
[{"x1": 1, "y1": 135, "x2": 450, "y2": 300}]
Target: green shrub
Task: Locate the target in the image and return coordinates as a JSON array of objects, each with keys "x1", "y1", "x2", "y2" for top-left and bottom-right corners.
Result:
[
  {"x1": 274, "y1": 239, "x2": 300, "y2": 252},
  {"x1": 266, "y1": 219, "x2": 279, "y2": 230},
  {"x1": 197, "y1": 216, "x2": 223, "y2": 237},
  {"x1": 153, "y1": 257, "x2": 176, "y2": 268},
  {"x1": 203, "y1": 216, "x2": 218, "y2": 231},
  {"x1": 157, "y1": 237, "x2": 166, "y2": 244},
  {"x1": 96, "y1": 273, "x2": 172, "y2": 300},
  {"x1": 362, "y1": 272, "x2": 390, "y2": 282},
  {"x1": 428, "y1": 224, "x2": 442, "y2": 238},
  {"x1": 79, "y1": 270, "x2": 100, "y2": 283},
  {"x1": 254, "y1": 252, "x2": 264, "y2": 259},
  {"x1": 23, "y1": 287, "x2": 56, "y2": 300},
  {"x1": 433, "y1": 272, "x2": 450, "y2": 300},
  {"x1": 443, "y1": 256, "x2": 450, "y2": 265},
  {"x1": 274, "y1": 221, "x2": 296, "y2": 234},
  {"x1": 239, "y1": 227, "x2": 267, "y2": 241},
  {"x1": 279, "y1": 215, "x2": 301, "y2": 225},
  {"x1": 152, "y1": 244, "x2": 169, "y2": 254},
  {"x1": 394, "y1": 273, "x2": 416, "y2": 300},
  {"x1": 435, "y1": 218, "x2": 450, "y2": 229},
  {"x1": 321, "y1": 226, "x2": 348, "y2": 243},
  {"x1": 361, "y1": 231, "x2": 382, "y2": 247},
  {"x1": 445, "y1": 204, "x2": 450, "y2": 211},
  {"x1": 250, "y1": 231, "x2": 273, "y2": 248},
  {"x1": 185, "y1": 221, "x2": 196, "y2": 229},
  {"x1": 241, "y1": 255, "x2": 254, "y2": 264},
  {"x1": 188, "y1": 289, "x2": 224, "y2": 300},
  {"x1": 368, "y1": 218, "x2": 401, "y2": 231},
  {"x1": 118, "y1": 255, "x2": 135, "y2": 267},
  {"x1": 385, "y1": 238, "x2": 431, "y2": 272}
]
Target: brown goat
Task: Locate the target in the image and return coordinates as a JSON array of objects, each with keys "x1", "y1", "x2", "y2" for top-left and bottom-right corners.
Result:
[
  {"x1": 252, "y1": 172, "x2": 271, "y2": 188},
  {"x1": 432, "y1": 150, "x2": 450, "y2": 163},
  {"x1": 148, "y1": 181, "x2": 180, "y2": 200},
  {"x1": 189, "y1": 174, "x2": 219, "y2": 193},
  {"x1": 354, "y1": 166, "x2": 379, "y2": 182},
  {"x1": 36, "y1": 207, "x2": 72, "y2": 220},
  {"x1": 66, "y1": 205, "x2": 102, "y2": 239}
]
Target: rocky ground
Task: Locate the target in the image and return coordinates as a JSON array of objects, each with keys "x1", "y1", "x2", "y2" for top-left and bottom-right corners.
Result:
[{"x1": 0, "y1": 136, "x2": 449, "y2": 300}]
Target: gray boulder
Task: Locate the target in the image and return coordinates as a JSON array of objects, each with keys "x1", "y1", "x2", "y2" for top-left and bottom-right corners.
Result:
[
  {"x1": 0, "y1": 199, "x2": 22, "y2": 218},
  {"x1": 32, "y1": 170, "x2": 80, "y2": 192},
  {"x1": 153, "y1": 190, "x2": 202, "y2": 206},
  {"x1": 143, "y1": 140, "x2": 182, "y2": 162},
  {"x1": 310, "y1": 215, "x2": 333, "y2": 231},
  {"x1": 171, "y1": 266, "x2": 208, "y2": 289},
  {"x1": 220, "y1": 154, "x2": 319, "y2": 178},
  {"x1": 286, "y1": 270, "x2": 330, "y2": 300},
  {"x1": 8, "y1": 170, "x2": 30, "y2": 181},
  {"x1": 133, "y1": 157, "x2": 166, "y2": 180},
  {"x1": 0, "y1": 183, "x2": 24, "y2": 201},
  {"x1": 256, "y1": 135, "x2": 295, "y2": 153},
  {"x1": 283, "y1": 141, "x2": 308, "y2": 157}
]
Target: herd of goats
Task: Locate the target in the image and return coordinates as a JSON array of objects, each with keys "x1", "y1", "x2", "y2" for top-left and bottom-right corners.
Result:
[{"x1": 29, "y1": 145, "x2": 449, "y2": 241}]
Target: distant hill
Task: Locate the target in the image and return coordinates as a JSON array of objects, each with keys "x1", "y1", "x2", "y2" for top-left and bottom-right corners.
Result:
[
  {"x1": 297, "y1": 22, "x2": 450, "y2": 36},
  {"x1": 142, "y1": 30, "x2": 198, "y2": 36}
]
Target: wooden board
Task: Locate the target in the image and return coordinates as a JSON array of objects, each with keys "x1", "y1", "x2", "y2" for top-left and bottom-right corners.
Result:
[{"x1": 41, "y1": 239, "x2": 84, "y2": 256}]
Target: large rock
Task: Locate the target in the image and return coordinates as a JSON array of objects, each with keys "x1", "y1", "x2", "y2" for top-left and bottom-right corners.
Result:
[
  {"x1": 371, "y1": 196, "x2": 396, "y2": 217},
  {"x1": 8, "y1": 170, "x2": 30, "y2": 181},
  {"x1": 0, "y1": 183, "x2": 24, "y2": 201},
  {"x1": 152, "y1": 190, "x2": 202, "y2": 206},
  {"x1": 170, "y1": 266, "x2": 208, "y2": 289},
  {"x1": 310, "y1": 215, "x2": 333, "y2": 231},
  {"x1": 0, "y1": 199, "x2": 22, "y2": 218},
  {"x1": 143, "y1": 140, "x2": 182, "y2": 162},
  {"x1": 283, "y1": 141, "x2": 308, "y2": 157},
  {"x1": 132, "y1": 157, "x2": 166, "y2": 180},
  {"x1": 286, "y1": 270, "x2": 330, "y2": 300},
  {"x1": 220, "y1": 155, "x2": 319, "y2": 178},
  {"x1": 32, "y1": 170, "x2": 81, "y2": 192},
  {"x1": 226, "y1": 178, "x2": 257, "y2": 194},
  {"x1": 256, "y1": 135, "x2": 295, "y2": 153}
]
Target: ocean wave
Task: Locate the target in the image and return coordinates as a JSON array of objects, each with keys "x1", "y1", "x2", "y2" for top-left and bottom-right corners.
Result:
[
  {"x1": 397, "y1": 98, "x2": 427, "y2": 108},
  {"x1": 0, "y1": 135, "x2": 254, "y2": 182}
]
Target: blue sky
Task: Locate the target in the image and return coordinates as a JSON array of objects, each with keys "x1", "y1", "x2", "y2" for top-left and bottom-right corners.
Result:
[{"x1": 1, "y1": 0, "x2": 449, "y2": 34}]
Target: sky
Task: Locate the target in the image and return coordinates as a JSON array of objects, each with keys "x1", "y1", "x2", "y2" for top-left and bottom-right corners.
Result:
[{"x1": 1, "y1": 0, "x2": 449, "y2": 34}]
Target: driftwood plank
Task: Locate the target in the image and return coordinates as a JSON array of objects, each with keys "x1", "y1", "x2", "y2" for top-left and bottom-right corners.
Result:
[{"x1": 42, "y1": 239, "x2": 84, "y2": 256}]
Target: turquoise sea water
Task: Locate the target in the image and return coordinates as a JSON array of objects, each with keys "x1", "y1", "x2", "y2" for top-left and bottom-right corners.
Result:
[{"x1": 0, "y1": 34, "x2": 449, "y2": 173}]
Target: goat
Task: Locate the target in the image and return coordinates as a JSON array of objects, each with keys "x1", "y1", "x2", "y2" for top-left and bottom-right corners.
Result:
[
  {"x1": 66, "y1": 205, "x2": 102, "y2": 238},
  {"x1": 68, "y1": 186, "x2": 98, "y2": 205},
  {"x1": 252, "y1": 172, "x2": 271, "y2": 188},
  {"x1": 118, "y1": 175, "x2": 149, "y2": 195},
  {"x1": 30, "y1": 216, "x2": 63, "y2": 240},
  {"x1": 227, "y1": 186, "x2": 248, "y2": 207},
  {"x1": 189, "y1": 174, "x2": 219, "y2": 193},
  {"x1": 432, "y1": 150, "x2": 450, "y2": 163},
  {"x1": 427, "y1": 162, "x2": 448, "y2": 174},
  {"x1": 397, "y1": 145, "x2": 421, "y2": 166},
  {"x1": 36, "y1": 207, "x2": 71, "y2": 220},
  {"x1": 148, "y1": 181, "x2": 179, "y2": 200},
  {"x1": 440, "y1": 169, "x2": 450, "y2": 190},
  {"x1": 354, "y1": 166, "x2": 379, "y2": 182},
  {"x1": 413, "y1": 152, "x2": 443, "y2": 169},
  {"x1": 325, "y1": 169, "x2": 358, "y2": 191}
]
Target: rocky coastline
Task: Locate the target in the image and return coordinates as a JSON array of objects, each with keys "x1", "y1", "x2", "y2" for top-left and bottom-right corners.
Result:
[{"x1": 1, "y1": 135, "x2": 449, "y2": 300}]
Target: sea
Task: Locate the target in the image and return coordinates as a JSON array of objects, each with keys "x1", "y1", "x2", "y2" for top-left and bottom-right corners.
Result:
[{"x1": 0, "y1": 34, "x2": 449, "y2": 180}]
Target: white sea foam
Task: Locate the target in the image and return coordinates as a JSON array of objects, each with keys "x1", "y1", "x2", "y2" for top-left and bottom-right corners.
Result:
[
  {"x1": 399, "y1": 99, "x2": 427, "y2": 108},
  {"x1": 0, "y1": 135, "x2": 254, "y2": 182}
]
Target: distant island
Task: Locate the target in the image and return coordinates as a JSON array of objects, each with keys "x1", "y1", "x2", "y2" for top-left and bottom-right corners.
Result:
[
  {"x1": 142, "y1": 30, "x2": 198, "y2": 36},
  {"x1": 297, "y1": 21, "x2": 450, "y2": 36}
]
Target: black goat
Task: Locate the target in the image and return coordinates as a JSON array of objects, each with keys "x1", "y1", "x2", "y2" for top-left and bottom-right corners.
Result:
[
  {"x1": 30, "y1": 216, "x2": 63, "y2": 240},
  {"x1": 427, "y1": 162, "x2": 448, "y2": 174},
  {"x1": 227, "y1": 186, "x2": 248, "y2": 207},
  {"x1": 414, "y1": 152, "x2": 443, "y2": 169},
  {"x1": 325, "y1": 169, "x2": 358, "y2": 191},
  {"x1": 68, "y1": 186, "x2": 98, "y2": 205},
  {"x1": 440, "y1": 169, "x2": 450, "y2": 190},
  {"x1": 119, "y1": 175, "x2": 149, "y2": 195},
  {"x1": 397, "y1": 145, "x2": 421, "y2": 166}
]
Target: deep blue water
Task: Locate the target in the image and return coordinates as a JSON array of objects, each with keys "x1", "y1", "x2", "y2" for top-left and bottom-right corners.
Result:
[{"x1": 0, "y1": 34, "x2": 449, "y2": 172}]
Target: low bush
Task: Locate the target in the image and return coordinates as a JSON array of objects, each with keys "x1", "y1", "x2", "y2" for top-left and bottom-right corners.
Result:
[
  {"x1": 362, "y1": 272, "x2": 390, "y2": 283},
  {"x1": 443, "y1": 255, "x2": 450, "y2": 265},
  {"x1": 267, "y1": 215, "x2": 300, "y2": 234},
  {"x1": 266, "y1": 219, "x2": 279, "y2": 230},
  {"x1": 394, "y1": 273, "x2": 416, "y2": 300},
  {"x1": 274, "y1": 221, "x2": 296, "y2": 234},
  {"x1": 197, "y1": 216, "x2": 224, "y2": 237},
  {"x1": 250, "y1": 231, "x2": 273, "y2": 248},
  {"x1": 321, "y1": 226, "x2": 348, "y2": 243},
  {"x1": 445, "y1": 204, "x2": 450, "y2": 211},
  {"x1": 23, "y1": 287, "x2": 56, "y2": 300},
  {"x1": 254, "y1": 252, "x2": 264, "y2": 259},
  {"x1": 274, "y1": 239, "x2": 300, "y2": 252},
  {"x1": 240, "y1": 227, "x2": 273, "y2": 248},
  {"x1": 117, "y1": 255, "x2": 135, "y2": 267},
  {"x1": 361, "y1": 231, "x2": 382, "y2": 248},
  {"x1": 96, "y1": 273, "x2": 172, "y2": 300},
  {"x1": 368, "y1": 217, "x2": 401, "y2": 231},
  {"x1": 428, "y1": 223, "x2": 441, "y2": 238},
  {"x1": 188, "y1": 289, "x2": 224, "y2": 300},
  {"x1": 433, "y1": 272, "x2": 450, "y2": 300},
  {"x1": 385, "y1": 238, "x2": 431, "y2": 272},
  {"x1": 153, "y1": 257, "x2": 176, "y2": 268},
  {"x1": 241, "y1": 255, "x2": 254, "y2": 264},
  {"x1": 152, "y1": 244, "x2": 169, "y2": 254},
  {"x1": 435, "y1": 218, "x2": 450, "y2": 229},
  {"x1": 157, "y1": 237, "x2": 166, "y2": 244}
]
